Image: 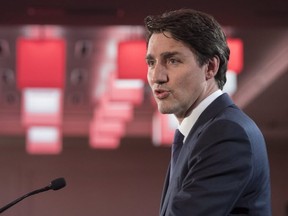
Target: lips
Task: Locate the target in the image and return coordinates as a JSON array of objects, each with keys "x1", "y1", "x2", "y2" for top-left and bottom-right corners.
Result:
[{"x1": 154, "y1": 89, "x2": 170, "y2": 99}]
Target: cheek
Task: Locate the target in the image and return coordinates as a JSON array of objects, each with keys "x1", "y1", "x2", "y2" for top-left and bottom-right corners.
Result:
[
  {"x1": 147, "y1": 71, "x2": 153, "y2": 87},
  {"x1": 177, "y1": 72, "x2": 195, "y2": 88},
  {"x1": 176, "y1": 72, "x2": 202, "y2": 96}
]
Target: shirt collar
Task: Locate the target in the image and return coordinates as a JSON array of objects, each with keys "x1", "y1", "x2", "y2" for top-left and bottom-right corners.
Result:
[{"x1": 179, "y1": 90, "x2": 223, "y2": 142}]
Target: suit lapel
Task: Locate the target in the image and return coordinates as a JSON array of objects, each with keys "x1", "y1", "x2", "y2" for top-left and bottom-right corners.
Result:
[
  {"x1": 160, "y1": 163, "x2": 170, "y2": 210},
  {"x1": 159, "y1": 93, "x2": 235, "y2": 216}
]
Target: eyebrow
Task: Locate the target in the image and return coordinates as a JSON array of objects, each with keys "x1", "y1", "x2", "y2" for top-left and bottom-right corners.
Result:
[
  {"x1": 146, "y1": 51, "x2": 181, "y2": 60},
  {"x1": 145, "y1": 54, "x2": 154, "y2": 61},
  {"x1": 161, "y1": 51, "x2": 180, "y2": 59}
]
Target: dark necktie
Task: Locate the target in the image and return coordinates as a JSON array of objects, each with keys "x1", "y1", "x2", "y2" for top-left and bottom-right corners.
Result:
[{"x1": 170, "y1": 129, "x2": 184, "y2": 179}]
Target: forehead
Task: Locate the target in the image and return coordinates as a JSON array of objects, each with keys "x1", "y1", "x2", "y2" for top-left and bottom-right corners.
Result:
[{"x1": 147, "y1": 32, "x2": 190, "y2": 56}]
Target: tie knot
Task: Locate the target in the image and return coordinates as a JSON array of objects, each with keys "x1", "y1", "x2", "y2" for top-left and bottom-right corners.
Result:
[{"x1": 173, "y1": 129, "x2": 184, "y2": 144}]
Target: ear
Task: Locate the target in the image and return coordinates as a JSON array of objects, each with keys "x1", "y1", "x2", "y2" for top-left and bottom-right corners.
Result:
[{"x1": 205, "y1": 56, "x2": 220, "y2": 80}]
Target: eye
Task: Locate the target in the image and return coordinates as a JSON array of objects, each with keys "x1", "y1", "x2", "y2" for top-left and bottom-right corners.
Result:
[
  {"x1": 168, "y1": 58, "x2": 179, "y2": 65},
  {"x1": 146, "y1": 59, "x2": 155, "y2": 67}
]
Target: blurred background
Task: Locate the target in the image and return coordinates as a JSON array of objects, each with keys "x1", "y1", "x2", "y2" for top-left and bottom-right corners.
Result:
[{"x1": 0, "y1": 0, "x2": 287, "y2": 215}]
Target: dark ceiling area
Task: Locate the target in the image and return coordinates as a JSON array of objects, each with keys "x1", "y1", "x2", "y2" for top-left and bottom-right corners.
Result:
[{"x1": 1, "y1": 0, "x2": 288, "y2": 27}]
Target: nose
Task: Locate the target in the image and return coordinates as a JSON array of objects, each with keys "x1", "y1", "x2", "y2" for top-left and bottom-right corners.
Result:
[{"x1": 148, "y1": 63, "x2": 168, "y2": 85}]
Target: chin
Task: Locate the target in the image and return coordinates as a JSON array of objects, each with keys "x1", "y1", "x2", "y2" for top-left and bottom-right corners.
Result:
[{"x1": 157, "y1": 106, "x2": 174, "y2": 115}]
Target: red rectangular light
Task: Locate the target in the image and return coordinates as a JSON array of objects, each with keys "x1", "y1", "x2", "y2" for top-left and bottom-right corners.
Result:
[
  {"x1": 21, "y1": 88, "x2": 62, "y2": 126},
  {"x1": 227, "y1": 38, "x2": 243, "y2": 74},
  {"x1": 26, "y1": 126, "x2": 62, "y2": 154},
  {"x1": 117, "y1": 40, "x2": 147, "y2": 81},
  {"x1": 16, "y1": 38, "x2": 66, "y2": 89},
  {"x1": 90, "y1": 135, "x2": 120, "y2": 149}
]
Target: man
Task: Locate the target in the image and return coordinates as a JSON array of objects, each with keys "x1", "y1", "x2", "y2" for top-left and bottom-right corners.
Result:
[{"x1": 144, "y1": 9, "x2": 271, "y2": 215}]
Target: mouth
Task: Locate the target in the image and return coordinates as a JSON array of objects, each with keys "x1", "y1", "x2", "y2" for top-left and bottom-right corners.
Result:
[{"x1": 154, "y1": 89, "x2": 170, "y2": 100}]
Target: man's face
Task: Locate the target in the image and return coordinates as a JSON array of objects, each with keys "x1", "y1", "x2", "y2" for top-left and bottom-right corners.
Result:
[{"x1": 146, "y1": 32, "x2": 211, "y2": 121}]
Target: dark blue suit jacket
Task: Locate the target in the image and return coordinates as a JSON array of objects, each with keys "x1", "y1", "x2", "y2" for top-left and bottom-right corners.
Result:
[{"x1": 160, "y1": 93, "x2": 271, "y2": 216}]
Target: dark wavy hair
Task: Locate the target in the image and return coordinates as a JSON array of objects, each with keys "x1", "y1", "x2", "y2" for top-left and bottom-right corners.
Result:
[{"x1": 144, "y1": 8, "x2": 230, "y2": 89}]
